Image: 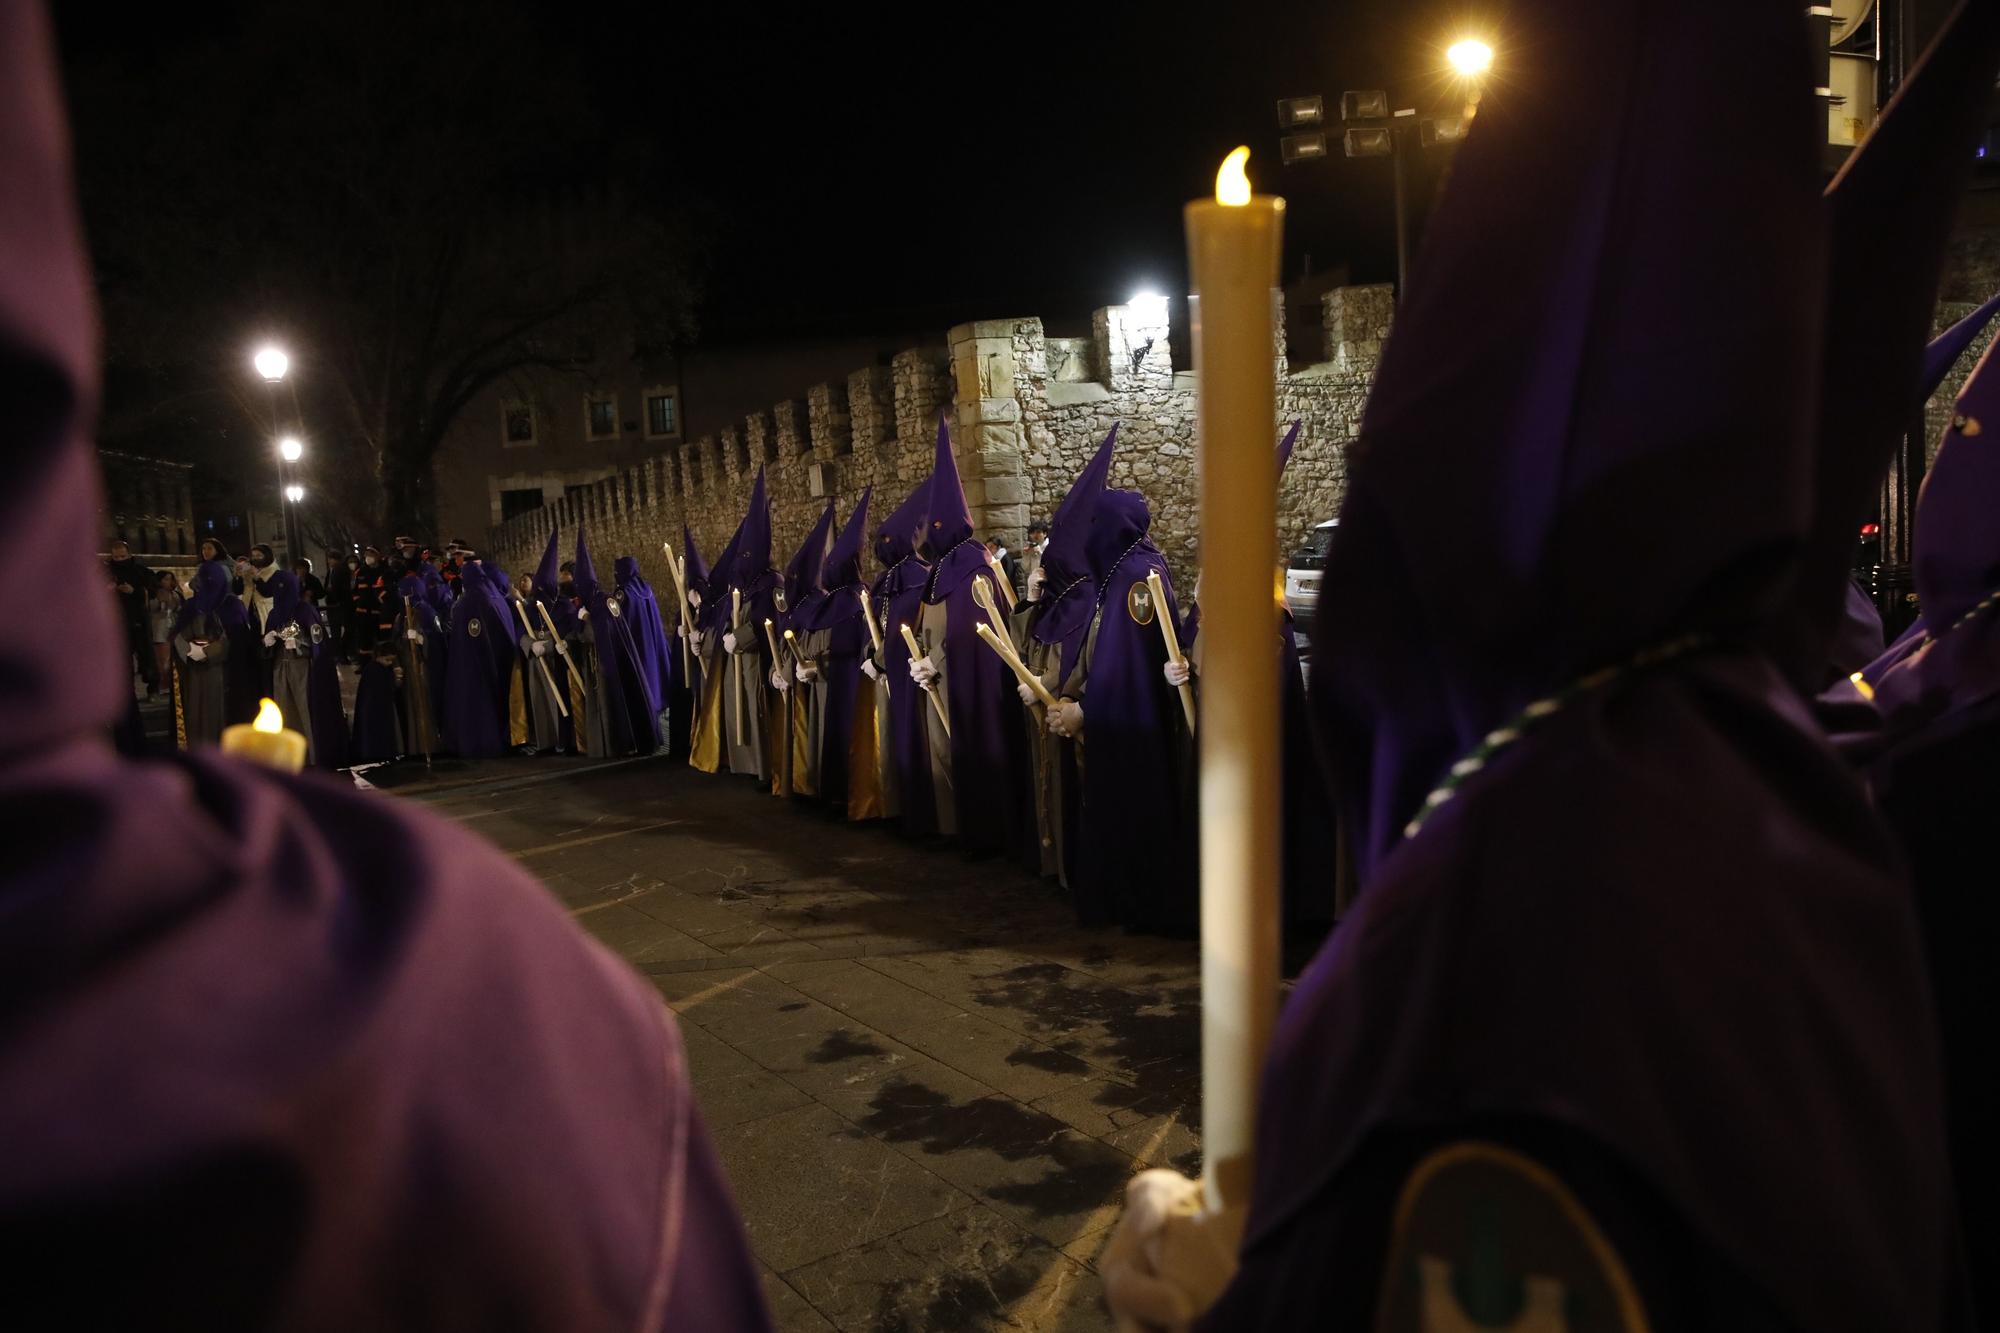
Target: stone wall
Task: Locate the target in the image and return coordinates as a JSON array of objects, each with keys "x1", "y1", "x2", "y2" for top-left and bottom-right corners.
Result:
[{"x1": 486, "y1": 285, "x2": 1394, "y2": 596}]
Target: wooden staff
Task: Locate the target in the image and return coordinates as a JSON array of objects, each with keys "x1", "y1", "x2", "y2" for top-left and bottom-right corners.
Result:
[
  {"x1": 512, "y1": 598, "x2": 569, "y2": 718},
  {"x1": 535, "y1": 599, "x2": 589, "y2": 700},
  {"x1": 974, "y1": 621, "x2": 1056, "y2": 710},
  {"x1": 1147, "y1": 569, "x2": 1196, "y2": 731},
  {"x1": 986, "y1": 553, "x2": 1018, "y2": 611},
  {"x1": 859, "y1": 586, "x2": 886, "y2": 657},
  {"x1": 900, "y1": 621, "x2": 951, "y2": 738}
]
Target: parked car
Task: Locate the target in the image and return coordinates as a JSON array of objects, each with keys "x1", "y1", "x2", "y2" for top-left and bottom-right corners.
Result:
[{"x1": 1284, "y1": 519, "x2": 1337, "y2": 653}]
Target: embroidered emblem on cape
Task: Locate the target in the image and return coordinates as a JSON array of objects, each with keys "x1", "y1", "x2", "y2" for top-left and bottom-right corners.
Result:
[
  {"x1": 774, "y1": 589, "x2": 788, "y2": 613},
  {"x1": 1377, "y1": 1142, "x2": 1649, "y2": 1333},
  {"x1": 607, "y1": 599, "x2": 623, "y2": 618},
  {"x1": 309, "y1": 622, "x2": 325, "y2": 644},
  {"x1": 1126, "y1": 582, "x2": 1156, "y2": 626},
  {"x1": 467, "y1": 617, "x2": 482, "y2": 638}
]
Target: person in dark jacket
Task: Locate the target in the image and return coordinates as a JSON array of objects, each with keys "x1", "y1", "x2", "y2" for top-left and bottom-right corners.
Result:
[
  {"x1": 325, "y1": 551, "x2": 354, "y2": 663},
  {"x1": 105, "y1": 538, "x2": 156, "y2": 694}
]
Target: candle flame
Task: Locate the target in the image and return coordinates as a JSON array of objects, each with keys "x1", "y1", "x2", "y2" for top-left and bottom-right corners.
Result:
[
  {"x1": 253, "y1": 697, "x2": 285, "y2": 734},
  {"x1": 1215, "y1": 146, "x2": 1252, "y2": 206},
  {"x1": 783, "y1": 629, "x2": 796, "y2": 641},
  {"x1": 1849, "y1": 671, "x2": 1876, "y2": 701},
  {"x1": 764, "y1": 617, "x2": 773, "y2": 628}
]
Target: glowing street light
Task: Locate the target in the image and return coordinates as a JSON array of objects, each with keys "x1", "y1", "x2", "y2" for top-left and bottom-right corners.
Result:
[
  {"x1": 1447, "y1": 38, "x2": 1494, "y2": 78},
  {"x1": 284, "y1": 484, "x2": 305, "y2": 504},
  {"x1": 253, "y1": 345, "x2": 290, "y2": 383},
  {"x1": 277, "y1": 436, "x2": 303, "y2": 462}
]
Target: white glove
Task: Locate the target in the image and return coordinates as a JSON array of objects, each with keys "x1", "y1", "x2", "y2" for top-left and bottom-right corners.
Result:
[
  {"x1": 769, "y1": 667, "x2": 791, "y2": 692},
  {"x1": 690, "y1": 630, "x2": 706, "y2": 657},
  {"x1": 262, "y1": 631, "x2": 279, "y2": 647},
  {"x1": 1163, "y1": 659, "x2": 1191, "y2": 688},
  {"x1": 795, "y1": 660, "x2": 819, "y2": 683},
  {"x1": 1016, "y1": 681, "x2": 1038, "y2": 707},
  {"x1": 406, "y1": 628, "x2": 423, "y2": 642},
  {"x1": 1101, "y1": 1170, "x2": 1244, "y2": 1333},
  {"x1": 722, "y1": 631, "x2": 739, "y2": 655},
  {"x1": 185, "y1": 642, "x2": 206, "y2": 662},
  {"x1": 860, "y1": 658, "x2": 881, "y2": 682},
  {"x1": 577, "y1": 607, "x2": 590, "y2": 621},
  {"x1": 909, "y1": 655, "x2": 938, "y2": 691},
  {"x1": 1026, "y1": 566, "x2": 1046, "y2": 602},
  {"x1": 531, "y1": 639, "x2": 549, "y2": 657},
  {"x1": 1047, "y1": 698, "x2": 1084, "y2": 738}
]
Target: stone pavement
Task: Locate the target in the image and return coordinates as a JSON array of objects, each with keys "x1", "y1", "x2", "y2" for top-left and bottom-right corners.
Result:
[{"x1": 383, "y1": 752, "x2": 1204, "y2": 1333}]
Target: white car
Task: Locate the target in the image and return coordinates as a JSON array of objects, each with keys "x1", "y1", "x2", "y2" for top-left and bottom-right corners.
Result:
[{"x1": 1284, "y1": 519, "x2": 1337, "y2": 653}]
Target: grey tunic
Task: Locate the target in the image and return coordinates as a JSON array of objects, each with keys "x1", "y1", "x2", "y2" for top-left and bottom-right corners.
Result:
[
  {"x1": 173, "y1": 620, "x2": 229, "y2": 748},
  {"x1": 913, "y1": 600, "x2": 956, "y2": 836}
]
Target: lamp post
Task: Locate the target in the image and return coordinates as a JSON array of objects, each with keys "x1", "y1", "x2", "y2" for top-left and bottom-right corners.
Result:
[
  {"x1": 1277, "y1": 34, "x2": 1494, "y2": 302},
  {"x1": 254, "y1": 345, "x2": 304, "y2": 561}
]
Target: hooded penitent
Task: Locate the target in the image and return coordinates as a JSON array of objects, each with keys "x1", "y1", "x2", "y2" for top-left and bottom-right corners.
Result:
[
  {"x1": 870, "y1": 478, "x2": 935, "y2": 834},
  {"x1": 919, "y1": 415, "x2": 1033, "y2": 859},
  {"x1": 1066, "y1": 482, "x2": 1194, "y2": 933},
  {"x1": 0, "y1": 6, "x2": 766, "y2": 1327},
  {"x1": 1203, "y1": 2, "x2": 1973, "y2": 1329},
  {"x1": 443, "y1": 560, "x2": 514, "y2": 759},
  {"x1": 614, "y1": 554, "x2": 674, "y2": 717},
  {"x1": 266, "y1": 568, "x2": 349, "y2": 772},
  {"x1": 798, "y1": 488, "x2": 872, "y2": 810},
  {"x1": 781, "y1": 500, "x2": 836, "y2": 629},
  {"x1": 576, "y1": 528, "x2": 661, "y2": 756},
  {"x1": 664, "y1": 525, "x2": 708, "y2": 757}
]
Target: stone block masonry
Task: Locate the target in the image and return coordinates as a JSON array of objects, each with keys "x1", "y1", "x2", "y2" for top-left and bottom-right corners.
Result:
[{"x1": 487, "y1": 285, "x2": 1394, "y2": 597}]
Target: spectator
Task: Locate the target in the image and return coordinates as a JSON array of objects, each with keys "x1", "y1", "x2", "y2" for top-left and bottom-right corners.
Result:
[
  {"x1": 105, "y1": 537, "x2": 157, "y2": 694},
  {"x1": 147, "y1": 568, "x2": 181, "y2": 690},
  {"x1": 351, "y1": 545, "x2": 389, "y2": 655},
  {"x1": 293, "y1": 556, "x2": 325, "y2": 606},
  {"x1": 984, "y1": 535, "x2": 1021, "y2": 598},
  {"x1": 1020, "y1": 522, "x2": 1047, "y2": 592}
]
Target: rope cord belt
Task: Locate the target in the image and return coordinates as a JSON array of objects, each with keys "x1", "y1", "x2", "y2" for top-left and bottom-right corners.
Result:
[{"x1": 1401, "y1": 632, "x2": 1714, "y2": 842}]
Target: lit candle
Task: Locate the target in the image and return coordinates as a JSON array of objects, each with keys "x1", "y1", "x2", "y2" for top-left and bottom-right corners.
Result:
[
  {"x1": 221, "y1": 696, "x2": 307, "y2": 773},
  {"x1": 858, "y1": 587, "x2": 886, "y2": 657},
  {"x1": 1147, "y1": 568, "x2": 1196, "y2": 731},
  {"x1": 1186, "y1": 144, "x2": 1284, "y2": 1215},
  {"x1": 974, "y1": 620, "x2": 1057, "y2": 709},
  {"x1": 762, "y1": 616, "x2": 784, "y2": 668}
]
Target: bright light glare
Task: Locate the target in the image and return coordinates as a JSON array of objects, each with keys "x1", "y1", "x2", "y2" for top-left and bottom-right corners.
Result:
[
  {"x1": 278, "y1": 436, "x2": 303, "y2": 461},
  {"x1": 253, "y1": 346, "x2": 290, "y2": 381},
  {"x1": 1215, "y1": 146, "x2": 1252, "y2": 206},
  {"x1": 1129, "y1": 289, "x2": 1169, "y2": 323},
  {"x1": 284, "y1": 484, "x2": 305, "y2": 503},
  {"x1": 1447, "y1": 39, "x2": 1494, "y2": 77}
]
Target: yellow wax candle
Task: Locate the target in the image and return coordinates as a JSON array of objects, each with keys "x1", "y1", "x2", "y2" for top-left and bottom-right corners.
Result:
[
  {"x1": 221, "y1": 696, "x2": 307, "y2": 773},
  {"x1": 859, "y1": 587, "x2": 886, "y2": 656},
  {"x1": 900, "y1": 621, "x2": 951, "y2": 738},
  {"x1": 1186, "y1": 145, "x2": 1284, "y2": 1215},
  {"x1": 1147, "y1": 568, "x2": 1196, "y2": 731}
]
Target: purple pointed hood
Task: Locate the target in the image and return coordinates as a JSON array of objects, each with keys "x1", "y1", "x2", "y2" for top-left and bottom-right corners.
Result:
[
  {"x1": 172, "y1": 560, "x2": 234, "y2": 638},
  {"x1": 800, "y1": 487, "x2": 871, "y2": 634},
  {"x1": 1922, "y1": 289, "x2": 2000, "y2": 402},
  {"x1": 681, "y1": 525, "x2": 710, "y2": 593},
  {"x1": 782, "y1": 499, "x2": 836, "y2": 613},
  {"x1": 1913, "y1": 336, "x2": 2000, "y2": 628},
  {"x1": 533, "y1": 527, "x2": 562, "y2": 606},
  {"x1": 696, "y1": 518, "x2": 739, "y2": 634},
  {"x1": 870, "y1": 479, "x2": 930, "y2": 599},
  {"x1": 730, "y1": 467, "x2": 774, "y2": 590},
  {"x1": 572, "y1": 526, "x2": 603, "y2": 601},
  {"x1": 920, "y1": 414, "x2": 973, "y2": 561},
  {"x1": 612, "y1": 555, "x2": 646, "y2": 593},
  {"x1": 1275, "y1": 419, "x2": 1302, "y2": 477},
  {"x1": 266, "y1": 569, "x2": 303, "y2": 630},
  {"x1": 1031, "y1": 424, "x2": 1116, "y2": 652}
]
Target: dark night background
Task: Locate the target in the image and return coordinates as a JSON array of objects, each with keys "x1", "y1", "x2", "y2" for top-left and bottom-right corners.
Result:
[{"x1": 55, "y1": 0, "x2": 1481, "y2": 343}]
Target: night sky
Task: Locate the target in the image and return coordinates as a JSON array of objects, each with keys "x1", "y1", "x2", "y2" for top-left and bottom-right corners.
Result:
[{"x1": 57, "y1": 0, "x2": 1489, "y2": 348}]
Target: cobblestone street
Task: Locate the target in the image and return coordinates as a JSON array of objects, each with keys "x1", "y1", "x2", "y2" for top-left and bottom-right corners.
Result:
[{"x1": 378, "y1": 753, "x2": 1204, "y2": 1332}]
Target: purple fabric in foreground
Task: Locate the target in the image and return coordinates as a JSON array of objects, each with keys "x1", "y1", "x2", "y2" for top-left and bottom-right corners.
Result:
[
  {"x1": 0, "y1": 9, "x2": 769, "y2": 1325},
  {"x1": 1215, "y1": 1, "x2": 1971, "y2": 1330}
]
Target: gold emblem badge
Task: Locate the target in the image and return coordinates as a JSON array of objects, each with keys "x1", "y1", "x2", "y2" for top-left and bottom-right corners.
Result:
[
  {"x1": 608, "y1": 598, "x2": 623, "y2": 617},
  {"x1": 774, "y1": 589, "x2": 788, "y2": 612},
  {"x1": 309, "y1": 622, "x2": 325, "y2": 644},
  {"x1": 1127, "y1": 582, "x2": 1155, "y2": 625},
  {"x1": 467, "y1": 617, "x2": 482, "y2": 638}
]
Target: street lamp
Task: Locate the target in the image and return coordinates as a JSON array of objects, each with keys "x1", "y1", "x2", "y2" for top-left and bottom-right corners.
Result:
[
  {"x1": 253, "y1": 346, "x2": 289, "y2": 383},
  {"x1": 284, "y1": 484, "x2": 305, "y2": 505},
  {"x1": 278, "y1": 436, "x2": 303, "y2": 462},
  {"x1": 1446, "y1": 39, "x2": 1494, "y2": 78}
]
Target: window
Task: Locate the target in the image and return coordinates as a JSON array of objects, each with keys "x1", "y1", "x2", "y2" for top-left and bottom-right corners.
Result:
[
  {"x1": 503, "y1": 402, "x2": 536, "y2": 447},
  {"x1": 586, "y1": 396, "x2": 618, "y2": 441},
  {"x1": 645, "y1": 390, "x2": 678, "y2": 438},
  {"x1": 500, "y1": 488, "x2": 545, "y2": 522}
]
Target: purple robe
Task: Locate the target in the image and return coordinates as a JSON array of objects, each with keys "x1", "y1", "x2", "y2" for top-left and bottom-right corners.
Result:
[
  {"x1": 614, "y1": 554, "x2": 674, "y2": 717},
  {"x1": 0, "y1": 10, "x2": 769, "y2": 1323},
  {"x1": 442, "y1": 562, "x2": 513, "y2": 758},
  {"x1": 799, "y1": 490, "x2": 872, "y2": 811},
  {"x1": 870, "y1": 483, "x2": 935, "y2": 836},
  {"x1": 1207, "y1": 2, "x2": 1983, "y2": 1329},
  {"x1": 266, "y1": 569, "x2": 350, "y2": 772},
  {"x1": 666, "y1": 527, "x2": 707, "y2": 757}
]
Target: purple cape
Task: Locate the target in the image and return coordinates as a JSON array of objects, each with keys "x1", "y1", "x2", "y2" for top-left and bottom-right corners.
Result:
[
  {"x1": 871, "y1": 480, "x2": 935, "y2": 836},
  {"x1": 443, "y1": 563, "x2": 513, "y2": 758},
  {"x1": 268, "y1": 569, "x2": 350, "y2": 772},
  {"x1": 1211, "y1": 2, "x2": 1976, "y2": 1329},
  {"x1": 1032, "y1": 424, "x2": 1116, "y2": 682},
  {"x1": 801, "y1": 489, "x2": 872, "y2": 809},
  {"x1": 614, "y1": 554, "x2": 674, "y2": 716},
  {"x1": 0, "y1": 7, "x2": 765, "y2": 1320}
]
